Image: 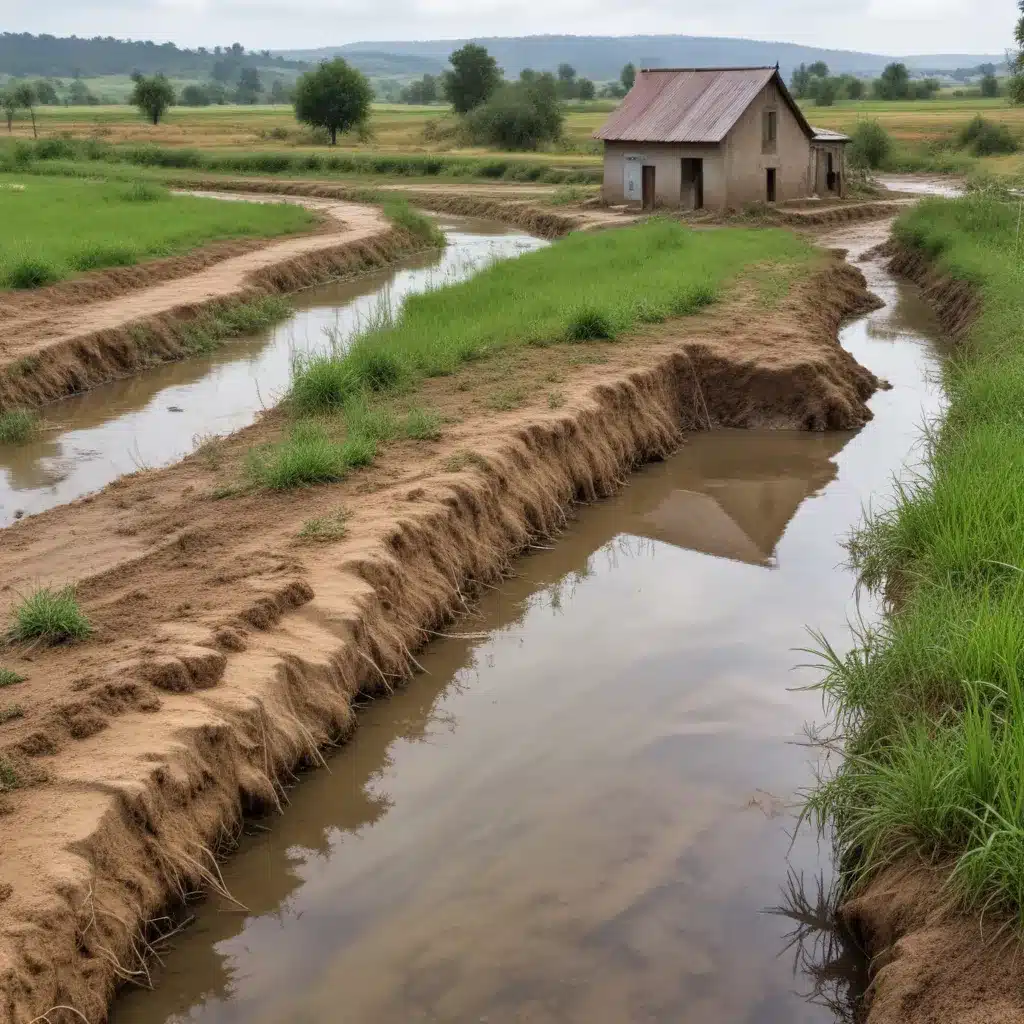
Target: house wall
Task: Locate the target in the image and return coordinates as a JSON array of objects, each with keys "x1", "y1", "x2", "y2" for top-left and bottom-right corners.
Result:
[
  {"x1": 602, "y1": 141, "x2": 727, "y2": 210},
  {"x1": 811, "y1": 143, "x2": 848, "y2": 197},
  {"x1": 722, "y1": 80, "x2": 813, "y2": 206}
]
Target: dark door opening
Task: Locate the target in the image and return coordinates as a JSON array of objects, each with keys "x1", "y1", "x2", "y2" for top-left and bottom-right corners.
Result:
[
  {"x1": 826, "y1": 152, "x2": 837, "y2": 192},
  {"x1": 766, "y1": 167, "x2": 777, "y2": 204},
  {"x1": 680, "y1": 158, "x2": 704, "y2": 210},
  {"x1": 642, "y1": 165, "x2": 656, "y2": 210}
]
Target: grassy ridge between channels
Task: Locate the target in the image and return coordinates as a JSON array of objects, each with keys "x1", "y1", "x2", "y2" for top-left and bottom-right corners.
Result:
[
  {"x1": 807, "y1": 192, "x2": 1024, "y2": 928},
  {"x1": 0, "y1": 172, "x2": 315, "y2": 289},
  {"x1": 250, "y1": 219, "x2": 816, "y2": 489}
]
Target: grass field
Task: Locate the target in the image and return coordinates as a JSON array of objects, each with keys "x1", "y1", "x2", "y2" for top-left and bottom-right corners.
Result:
[
  {"x1": 0, "y1": 173, "x2": 315, "y2": 288},
  {"x1": 245, "y1": 218, "x2": 817, "y2": 488},
  {"x1": 807, "y1": 193, "x2": 1024, "y2": 928}
]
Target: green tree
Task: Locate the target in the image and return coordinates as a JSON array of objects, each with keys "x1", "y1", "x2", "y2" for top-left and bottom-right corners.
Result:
[
  {"x1": 443, "y1": 43, "x2": 501, "y2": 114},
  {"x1": 844, "y1": 76, "x2": 866, "y2": 101},
  {"x1": 849, "y1": 118, "x2": 892, "y2": 169},
  {"x1": 293, "y1": 58, "x2": 372, "y2": 144},
  {"x1": 981, "y1": 73, "x2": 1000, "y2": 98},
  {"x1": 236, "y1": 67, "x2": 262, "y2": 104},
  {"x1": 790, "y1": 63, "x2": 812, "y2": 98},
  {"x1": 68, "y1": 79, "x2": 95, "y2": 105},
  {"x1": 808, "y1": 61, "x2": 829, "y2": 78},
  {"x1": 577, "y1": 78, "x2": 596, "y2": 101},
  {"x1": 1, "y1": 89, "x2": 17, "y2": 133},
  {"x1": 621, "y1": 62, "x2": 636, "y2": 92},
  {"x1": 873, "y1": 62, "x2": 911, "y2": 100},
  {"x1": 810, "y1": 76, "x2": 840, "y2": 107},
  {"x1": 130, "y1": 73, "x2": 175, "y2": 124},
  {"x1": 32, "y1": 79, "x2": 58, "y2": 104},
  {"x1": 400, "y1": 74, "x2": 438, "y2": 104},
  {"x1": 11, "y1": 82, "x2": 37, "y2": 138},
  {"x1": 269, "y1": 79, "x2": 292, "y2": 105}
]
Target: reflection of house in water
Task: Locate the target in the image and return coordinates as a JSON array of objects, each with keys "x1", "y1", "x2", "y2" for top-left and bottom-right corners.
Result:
[{"x1": 621, "y1": 429, "x2": 856, "y2": 566}]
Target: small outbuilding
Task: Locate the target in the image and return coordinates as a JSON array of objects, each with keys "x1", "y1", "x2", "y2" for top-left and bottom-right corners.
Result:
[{"x1": 595, "y1": 66, "x2": 850, "y2": 211}]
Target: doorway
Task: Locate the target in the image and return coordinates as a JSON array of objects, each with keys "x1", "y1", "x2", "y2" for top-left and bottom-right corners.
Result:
[
  {"x1": 826, "y1": 152, "x2": 837, "y2": 192},
  {"x1": 642, "y1": 165, "x2": 656, "y2": 210},
  {"x1": 680, "y1": 158, "x2": 704, "y2": 210},
  {"x1": 766, "y1": 167, "x2": 777, "y2": 204}
]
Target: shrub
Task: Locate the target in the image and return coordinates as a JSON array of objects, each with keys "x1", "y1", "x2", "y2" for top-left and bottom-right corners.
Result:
[
  {"x1": 849, "y1": 119, "x2": 893, "y2": 170},
  {"x1": 7, "y1": 586, "x2": 92, "y2": 644},
  {"x1": 565, "y1": 306, "x2": 617, "y2": 341},
  {"x1": 122, "y1": 180, "x2": 169, "y2": 202},
  {"x1": 33, "y1": 138, "x2": 76, "y2": 160},
  {"x1": 0, "y1": 410, "x2": 39, "y2": 444},
  {"x1": 3, "y1": 255, "x2": 60, "y2": 289},
  {"x1": 466, "y1": 77, "x2": 564, "y2": 151},
  {"x1": 0, "y1": 669, "x2": 24, "y2": 688},
  {"x1": 958, "y1": 116, "x2": 1018, "y2": 156}
]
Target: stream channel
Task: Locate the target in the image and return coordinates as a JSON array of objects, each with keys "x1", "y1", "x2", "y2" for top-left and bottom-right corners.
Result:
[{"x1": 2, "y1": 194, "x2": 952, "y2": 1022}]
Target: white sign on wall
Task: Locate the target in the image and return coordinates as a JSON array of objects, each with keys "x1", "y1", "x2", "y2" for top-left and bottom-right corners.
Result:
[{"x1": 623, "y1": 153, "x2": 645, "y2": 201}]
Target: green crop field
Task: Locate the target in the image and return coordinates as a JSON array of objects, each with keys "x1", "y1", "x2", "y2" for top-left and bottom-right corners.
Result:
[{"x1": 0, "y1": 173, "x2": 315, "y2": 289}]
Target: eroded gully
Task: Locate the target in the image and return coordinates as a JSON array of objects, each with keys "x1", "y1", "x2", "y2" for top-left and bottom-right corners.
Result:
[
  {"x1": 0, "y1": 215, "x2": 546, "y2": 526},
  {"x1": 96, "y1": 187, "x2": 953, "y2": 1024}
]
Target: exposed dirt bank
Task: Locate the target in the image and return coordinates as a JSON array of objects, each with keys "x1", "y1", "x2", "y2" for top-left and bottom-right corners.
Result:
[
  {"x1": 0, "y1": 196, "x2": 431, "y2": 412},
  {"x1": 0, "y1": 256, "x2": 879, "y2": 1024},
  {"x1": 838, "y1": 244, "x2": 1024, "y2": 1024}
]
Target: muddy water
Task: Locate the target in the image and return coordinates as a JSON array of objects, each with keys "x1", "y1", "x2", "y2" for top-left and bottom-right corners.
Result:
[
  {"x1": 109, "y1": 217, "x2": 948, "y2": 1023},
  {"x1": 0, "y1": 216, "x2": 545, "y2": 526}
]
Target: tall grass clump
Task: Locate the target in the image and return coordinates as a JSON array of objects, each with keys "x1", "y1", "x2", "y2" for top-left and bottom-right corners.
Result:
[
  {"x1": 246, "y1": 421, "x2": 352, "y2": 490},
  {"x1": 807, "y1": 191, "x2": 1024, "y2": 928},
  {"x1": 957, "y1": 116, "x2": 1018, "y2": 157},
  {"x1": 0, "y1": 409, "x2": 39, "y2": 445},
  {"x1": 7, "y1": 586, "x2": 92, "y2": 644},
  {"x1": 382, "y1": 199, "x2": 447, "y2": 248},
  {"x1": 290, "y1": 218, "x2": 807, "y2": 414},
  {"x1": 2, "y1": 254, "x2": 60, "y2": 289}
]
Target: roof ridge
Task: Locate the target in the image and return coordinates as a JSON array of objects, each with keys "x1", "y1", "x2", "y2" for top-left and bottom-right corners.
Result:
[{"x1": 638, "y1": 66, "x2": 777, "y2": 73}]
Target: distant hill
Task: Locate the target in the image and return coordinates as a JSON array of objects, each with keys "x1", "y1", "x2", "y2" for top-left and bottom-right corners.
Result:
[
  {"x1": 283, "y1": 34, "x2": 1005, "y2": 82},
  {"x1": 0, "y1": 33, "x2": 307, "y2": 79}
]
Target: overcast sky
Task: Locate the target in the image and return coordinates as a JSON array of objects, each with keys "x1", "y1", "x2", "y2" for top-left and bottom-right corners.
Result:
[{"x1": 0, "y1": 0, "x2": 1015, "y2": 56}]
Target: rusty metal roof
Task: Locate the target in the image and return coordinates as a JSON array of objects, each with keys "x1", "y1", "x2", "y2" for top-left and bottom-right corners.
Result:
[{"x1": 595, "y1": 66, "x2": 815, "y2": 144}]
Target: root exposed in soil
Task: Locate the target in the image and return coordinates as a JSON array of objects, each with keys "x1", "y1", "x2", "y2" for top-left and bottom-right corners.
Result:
[{"x1": 0, "y1": 257, "x2": 879, "y2": 1024}]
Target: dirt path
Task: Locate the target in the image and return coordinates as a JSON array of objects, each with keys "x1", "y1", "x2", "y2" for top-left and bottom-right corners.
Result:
[{"x1": 0, "y1": 194, "x2": 388, "y2": 365}]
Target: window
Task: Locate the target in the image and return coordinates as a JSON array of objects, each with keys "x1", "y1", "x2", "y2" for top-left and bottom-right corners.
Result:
[{"x1": 763, "y1": 109, "x2": 778, "y2": 153}]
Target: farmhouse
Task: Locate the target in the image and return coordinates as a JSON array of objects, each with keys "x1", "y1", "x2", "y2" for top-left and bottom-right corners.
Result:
[{"x1": 595, "y1": 66, "x2": 849, "y2": 211}]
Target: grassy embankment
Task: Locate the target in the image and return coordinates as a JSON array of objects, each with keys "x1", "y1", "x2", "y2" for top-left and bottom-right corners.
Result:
[
  {"x1": 807, "y1": 192, "x2": 1024, "y2": 928},
  {"x1": 238, "y1": 218, "x2": 816, "y2": 489},
  {"x1": 0, "y1": 172, "x2": 315, "y2": 288}
]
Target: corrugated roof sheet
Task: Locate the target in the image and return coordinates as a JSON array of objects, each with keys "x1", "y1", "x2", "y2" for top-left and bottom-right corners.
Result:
[
  {"x1": 595, "y1": 67, "x2": 814, "y2": 144},
  {"x1": 811, "y1": 127, "x2": 851, "y2": 142}
]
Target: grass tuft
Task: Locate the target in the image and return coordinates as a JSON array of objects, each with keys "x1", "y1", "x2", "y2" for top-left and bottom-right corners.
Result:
[
  {"x1": 0, "y1": 669, "x2": 24, "y2": 688},
  {"x1": 564, "y1": 306, "x2": 617, "y2": 342},
  {"x1": 246, "y1": 422, "x2": 350, "y2": 490},
  {"x1": 4, "y1": 254, "x2": 60, "y2": 290},
  {"x1": 444, "y1": 450, "x2": 489, "y2": 473},
  {"x1": 0, "y1": 410, "x2": 39, "y2": 445},
  {"x1": 0, "y1": 705, "x2": 24, "y2": 725},
  {"x1": 0, "y1": 757, "x2": 18, "y2": 791},
  {"x1": 402, "y1": 407, "x2": 442, "y2": 440},
  {"x1": 7, "y1": 586, "x2": 92, "y2": 645},
  {"x1": 298, "y1": 509, "x2": 349, "y2": 542}
]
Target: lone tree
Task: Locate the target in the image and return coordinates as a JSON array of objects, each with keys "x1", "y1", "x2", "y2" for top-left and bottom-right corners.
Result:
[
  {"x1": 130, "y1": 73, "x2": 175, "y2": 125},
  {"x1": 11, "y1": 83, "x2": 37, "y2": 138},
  {"x1": 1, "y1": 89, "x2": 17, "y2": 134},
  {"x1": 981, "y1": 73, "x2": 1000, "y2": 98},
  {"x1": 443, "y1": 43, "x2": 501, "y2": 114},
  {"x1": 293, "y1": 58, "x2": 372, "y2": 144},
  {"x1": 873, "y1": 62, "x2": 911, "y2": 100},
  {"x1": 621, "y1": 63, "x2": 636, "y2": 92}
]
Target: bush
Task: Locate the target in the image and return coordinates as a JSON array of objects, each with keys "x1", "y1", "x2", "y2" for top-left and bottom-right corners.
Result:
[
  {"x1": 7, "y1": 586, "x2": 92, "y2": 644},
  {"x1": 849, "y1": 119, "x2": 893, "y2": 170},
  {"x1": 564, "y1": 306, "x2": 617, "y2": 341},
  {"x1": 466, "y1": 77, "x2": 564, "y2": 151},
  {"x1": 958, "y1": 116, "x2": 1018, "y2": 156},
  {"x1": 122, "y1": 180, "x2": 169, "y2": 202},
  {"x1": 3, "y1": 255, "x2": 60, "y2": 289}
]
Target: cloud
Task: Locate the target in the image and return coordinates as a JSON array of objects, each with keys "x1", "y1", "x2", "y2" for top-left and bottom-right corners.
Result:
[{"x1": 0, "y1": 0, "x2": 1014, "y2": 54}]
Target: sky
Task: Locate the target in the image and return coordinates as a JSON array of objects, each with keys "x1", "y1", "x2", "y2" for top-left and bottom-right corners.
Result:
[{"x1": 0, "y1": 0, "x2": 1015, "y2": 56}]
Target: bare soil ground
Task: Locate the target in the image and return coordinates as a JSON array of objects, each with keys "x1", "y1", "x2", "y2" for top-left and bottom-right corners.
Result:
[{"x1": 0, "y1": 255, "x2": 880, "y2": 1024}]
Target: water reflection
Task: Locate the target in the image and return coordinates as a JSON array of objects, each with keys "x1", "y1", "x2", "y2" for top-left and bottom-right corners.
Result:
[{"x1": 0, "y1": 218, "x2": 546, "y2": 525}]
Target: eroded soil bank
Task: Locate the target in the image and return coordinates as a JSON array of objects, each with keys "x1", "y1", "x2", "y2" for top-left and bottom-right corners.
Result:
[{"x1": 0, "y1": 250, "x2": 879, "y2": 1023}]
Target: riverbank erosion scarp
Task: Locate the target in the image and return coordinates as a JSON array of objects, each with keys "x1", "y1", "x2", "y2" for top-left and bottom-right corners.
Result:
[
  {"x1": 0, "y1": 254, "x2": 878, "y2": 1024},
  {"x1": 0, "y1": 194, "x2": 440, "y2": 412},
  {"x1": 816, "y1": 195, "x2": 1024, "y2": 1024}
]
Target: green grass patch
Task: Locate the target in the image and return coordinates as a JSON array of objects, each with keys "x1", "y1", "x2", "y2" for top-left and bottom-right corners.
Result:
[
  {"x1": 178, "y1": 295, "x2": 293, "y2": 355},
  {"x1": 806, "y1": 191, "x2": 1024, "y2": 929},
  {"x1": 7, "y1": 586, "x2": 92, "y2": 645},
  {"x1": 290, "y1": 219, "x2": 807, "y2": 416},
  {"x1": 0, "y1": 669, "x2": 24, "y2": 688},
  {"x1": 0, "y1": 173, "x2": 315, "y2": 289},
  {"x1": 246, "y1": 421, "x2": 354, "y2": 490},
  {"x1": 381, "y1": 199, "x2": 447, "y2": 248},
  {"x1": 0, "y1": 410, "x2": 39, "y2": 445}
]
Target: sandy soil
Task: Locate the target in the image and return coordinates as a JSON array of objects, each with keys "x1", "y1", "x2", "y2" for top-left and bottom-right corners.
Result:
[{"x1": 0, "y1": 254, "x2": 880, "y2": 1024}]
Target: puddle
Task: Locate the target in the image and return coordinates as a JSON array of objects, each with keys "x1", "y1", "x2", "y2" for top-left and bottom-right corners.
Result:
[
  {"x1": 109, "y1": 214, "x2": 948, "y2": 1023},
  {"x1": 0, "y1": 216, "x2": 546, "y2": 526}
]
